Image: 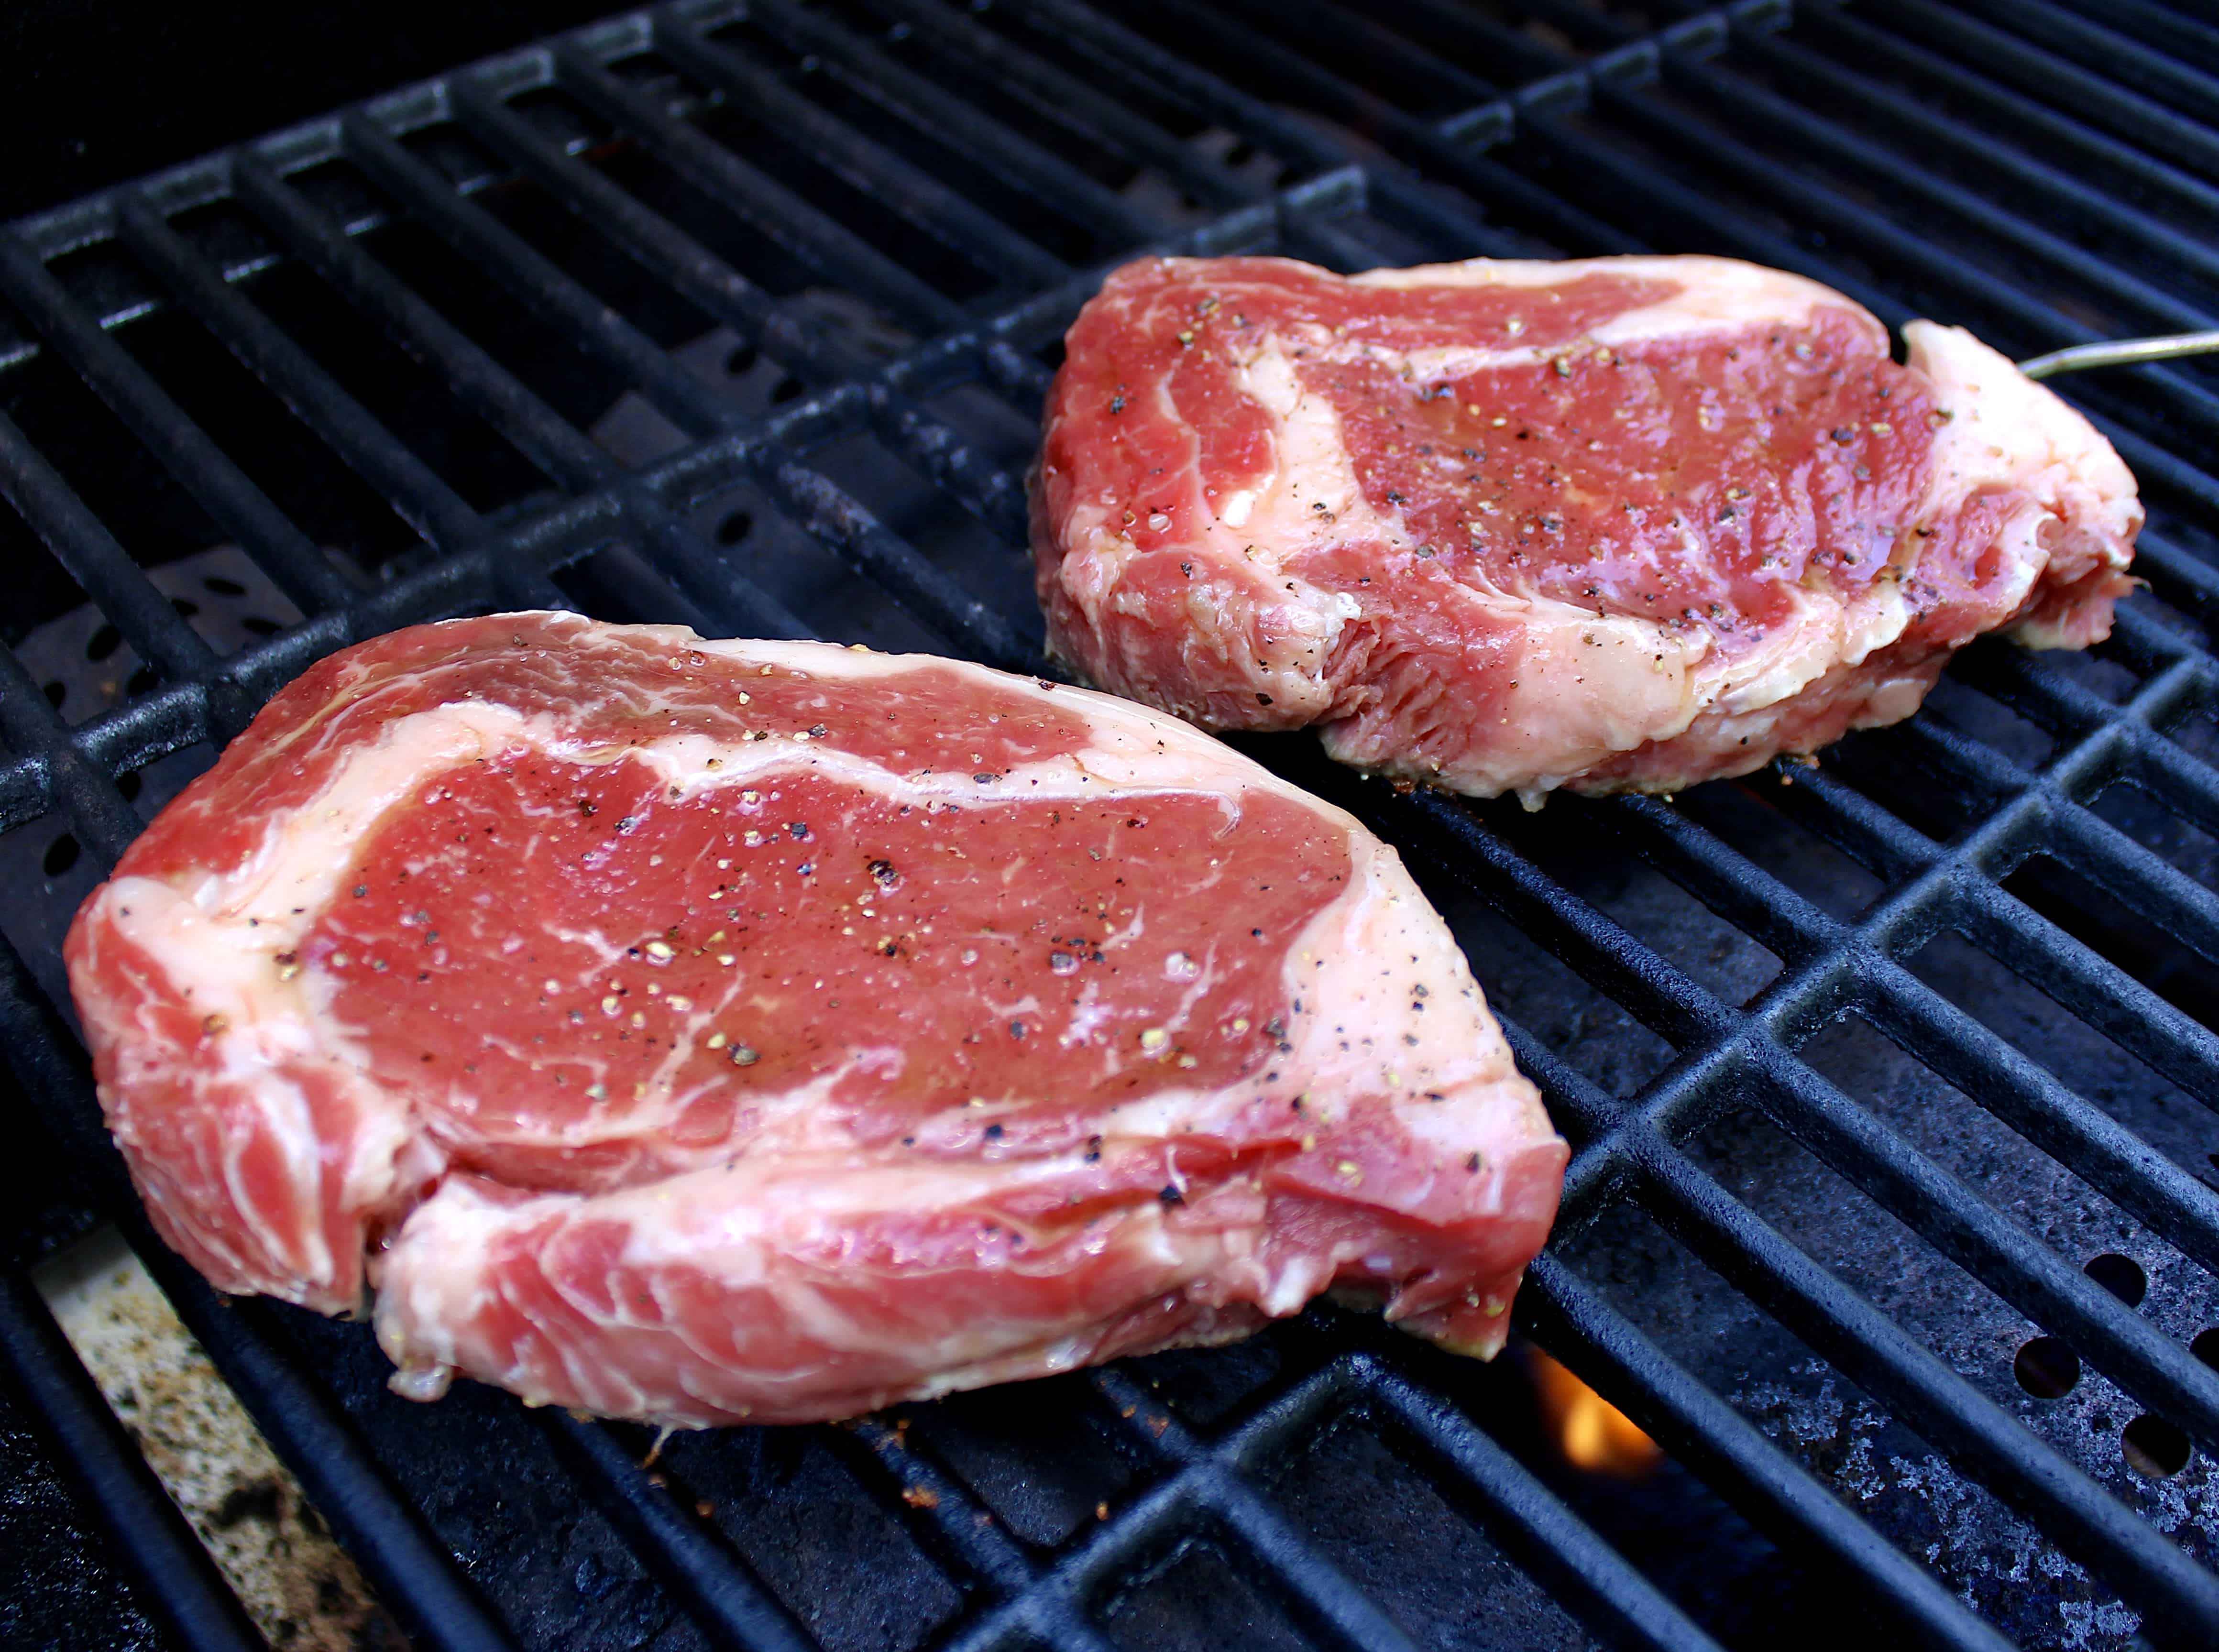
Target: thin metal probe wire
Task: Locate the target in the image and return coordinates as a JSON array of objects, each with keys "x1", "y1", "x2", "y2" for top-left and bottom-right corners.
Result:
[{"x1": 2019, "y1": 329, "x2": 2219, "y2": 378}]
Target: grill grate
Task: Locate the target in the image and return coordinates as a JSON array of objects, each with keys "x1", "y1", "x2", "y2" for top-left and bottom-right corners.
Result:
[{"x1": 2, "y1": 1, "x2": 2219, "y2": 1648}]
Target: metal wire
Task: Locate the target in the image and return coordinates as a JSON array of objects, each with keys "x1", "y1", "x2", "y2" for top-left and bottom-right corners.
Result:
[{"x1": 2021, "y1": 331, "x2": 2219, "y2": 379}]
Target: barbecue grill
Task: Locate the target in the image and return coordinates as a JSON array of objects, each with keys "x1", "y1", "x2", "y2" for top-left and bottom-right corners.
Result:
[{"x1": 2, "y1": 0, "x2": 2217, "y2": 1647}]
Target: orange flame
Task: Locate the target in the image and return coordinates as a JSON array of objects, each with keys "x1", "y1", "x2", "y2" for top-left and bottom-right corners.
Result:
[{"x1": 1528, "y1": 1348, "x2": 1662, "y2": 1477}]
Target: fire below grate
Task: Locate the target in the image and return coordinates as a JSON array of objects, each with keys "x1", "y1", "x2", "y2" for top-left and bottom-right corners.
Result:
[{"x1": 3, "y1": 1, "x2": 2219, "y2": 1650}]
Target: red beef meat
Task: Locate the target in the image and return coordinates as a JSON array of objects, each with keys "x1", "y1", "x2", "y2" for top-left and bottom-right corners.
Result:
[
  {"x1": 1033, "y1": 254, "x2": 2140, "y2": 803},
  {"x1": 64, "y1": 613, "x2": 1564, "y2": 1426}
]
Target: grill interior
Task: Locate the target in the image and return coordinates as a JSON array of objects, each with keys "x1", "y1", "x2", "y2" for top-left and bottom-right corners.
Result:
[{"x1": 3, "y1": 1, "x2": 2219, "y2": 1649}]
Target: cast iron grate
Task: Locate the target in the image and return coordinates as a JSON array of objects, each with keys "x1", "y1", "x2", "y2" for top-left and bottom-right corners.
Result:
[{"x1": 2, "y1": 0, "x2": 2219, "y2": 1648}]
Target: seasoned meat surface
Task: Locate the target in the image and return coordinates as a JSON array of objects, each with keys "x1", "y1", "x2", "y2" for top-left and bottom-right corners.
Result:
[
  {"x1": 65, "y1": 613, "x2": 1563, "y2": 1425},
  {"x1": 1032, "y1": 254, "x2": 2140, "y2": 803}
]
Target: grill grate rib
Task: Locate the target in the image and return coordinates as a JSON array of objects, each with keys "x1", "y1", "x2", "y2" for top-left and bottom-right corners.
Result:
[{"x1": 3, "y1": 2, "x2": 2219, "y2": 1649}]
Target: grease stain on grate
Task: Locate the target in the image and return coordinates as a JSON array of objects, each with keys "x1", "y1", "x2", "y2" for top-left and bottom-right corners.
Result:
[{"x1": 33, "y1": 1226, "x2": 402, "y2": 1651}]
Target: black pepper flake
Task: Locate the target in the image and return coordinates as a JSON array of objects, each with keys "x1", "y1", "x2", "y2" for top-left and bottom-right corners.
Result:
[
  {"x1": 809, "y1": 724, "x2": 828, "y2": 738},
  {"x1": 974, "y1": 772, "x2": 997, "y2": 784},
  {"x1": 1010, "y1": 1020, "x2": 1027, "y2": 1040},
  {"x1": 352, "y1": 885, "x2": 368, "y2": 898},
  {"x1": 869, "y1": 858, "x2": 899, "y2": 889},
  {"x1": 1084, "y1": 1135, "x2": 1103, "y2": 1163},
  {"x1": 1467, "y1": 1153, "x2": 1481, "y2": 1172},
  {"x1": 984, "y1": 1124, "x2": 1004, "y2": 1141},
  {"x1": 1158, "y1": 1185, "x2": 1184, "y2": 1205},
  {"x1": 1256, "y1": 692, "x2": 1273, "y2": 706},
  {"x1": 1830, "y1": 427, "x2": 1856, "y2": 444},
  {"x1": 1109, "y1": 393, "x2": 1126, "y2": 415}
]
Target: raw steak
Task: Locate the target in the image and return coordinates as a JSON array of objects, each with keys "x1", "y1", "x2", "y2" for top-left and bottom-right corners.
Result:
[
  {"x1": 1033, "y1": 254, "x2": 2141, "y2": 803},
  {"x1": 64, "y1": 613, "x2": 1564, "y2": 1426}
]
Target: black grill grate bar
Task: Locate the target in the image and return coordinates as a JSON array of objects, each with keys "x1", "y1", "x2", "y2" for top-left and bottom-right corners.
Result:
[
  {"x1": 2044, "y1": 781, "x2": 2219, "y2": 958},
  {"x1": 750, "y1": 449, "x2": 1034, "y2": 670},
  {"x1": 0, "y1": 1267, "x2": 267, "y2": 1652},
  {"x1": 933, "y1": 1468, "x2": 1234, "y2": 1652},
  {"x1": 0, "y1": 232, "x2": 358, "y2": 618},
  {"x1": 0, "y1": 926, "x2": 521, "y2": 1652},
  {"x1": 1963, "y1": 648, "x2": 2219, "y2": 835},
  {"x1": 0, "y1": 524, "x2": 539, "y2": 837},
  {"x1": 1955, "y1": 615, "x2": 2202, "y2": 746},
  {"x1": 1357, "y1": 1361, "x2": 1725, "y2": 1652},
  {"x1": 1747, "y1": 27, "x2": 2219, "y2": 299},
  {"x1": 1373, "y1": 779, "x2": 2219, "y2": 1586},
  {"x1": 1519, "y1": 1025, "x2": 2219, "y2": 1641},
  {"x1": 333, "y1": 112, "x2": 741, "y2": 441},
  {"x1": 443, "y1": 57, "x2": 1045, "y2": 556},
  {"x1": 1103, "y1": 0, "x2": 1642, "y2": 261},
  {"x1": 999, "y1": 0, "x2": 1562, "y2": 263},
  {"x1": 1666, "y1": 51, "x2": 2219, "y2": 338},
  {"x1": 635, "y1": 12, "x2": 1076, "y2": 288},
  {"x1": 1613, "y1": 794, "x2": 2219, "y2": 1262},
  {"x1": 428, "y1": 57, "x2": 878, "y2": 390},
  {"x1": 1861, "y1": 0, "x2": 2219, "y2": 180},
  {"x1": 1083, "y1": 1365, "x2": 1437, "y2": 1652},
  {"x1": 1401, "y1": 792, "x2": 1743, "y2": 1057},
  {"x1": 853, "y1": 0, "x2": 1263, "y2": 216},
  {"x1": 1620, "y1": 781, "x2": 2219, "y2": 1289},
  {"x1": 0, "y1": 641, "x2": 169, "y2": 864},
  {"x1": 1212, "y1": 0, "x2": 1511, "y2": 107},
  {"x1": 1366, "y1": 0, "x2": 1581, "y2": 85},
  {"x1": 1579, "y1": 77, "x2": 2219, "y2": 450},
  {"x1": 137, "y1": 1263, "x2": 523, "y2": 1652},
  {"x1": 743, "y1": 0, "x2": 1170, "y2": 249},
  {"x1": 1399, "y1": 784, "x2": 2219, "y2": 1453},
  {"x1": 1878, "y1": 710, "x2": 2219, "y2": 976},
  {"x1": 1519, "y1": 1256, "x2": 2019, "y2": 1652},
  {"x1": 1949, "y1": 0, "x2": 2219, "y2": 126},
  {"x1": 0, "y1": 408, "x2": 240, "y2": 722},
  {"x1": 231, "y1": 144, "x2": 815, "y2": 637},
  {"x1": 2045, "y1": 0, "x2": 2219, "y2": 67},
  {"x1": 1801, "y1": 6, "x2": 2219, "y2": 245},
  {"x1": 1106, "y1": 0, "x2": 1430, "y2": 151},
  {"x1": 500, "y1": 53, "x2": 965, "y2": 341},
  {"x1": 1000, "y1": 0, "x2": 1346, "y2": 178},
  {"x1": 1950, "y1": 856, "x2": 2219, "y2": 1103},
  {"x1": 0, "y1": 6, "x2": 746, "y2": 270},
  {"x1": 236, "y1": 156, "x2": 621, "y2": 494},
  {"x1": 848, "y1": 1420, "x2": 1054, "y2": 1600},
  {"x1": 539, "y1": 1412, "x2": 820, "y2": 1652},
  {"x1": 1641, "y1": 717, "x2": 2219, "y2": 1121},
  {"x1": 112, "y1": 191, "x2": 487, "y2": 553},
  {"x1": 918, "y1": 1342, "x2": 1714, "y2": 1652},
  {"x1": 1649, "y1": 1128, "x2": 2219, "y2": 1641}
]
